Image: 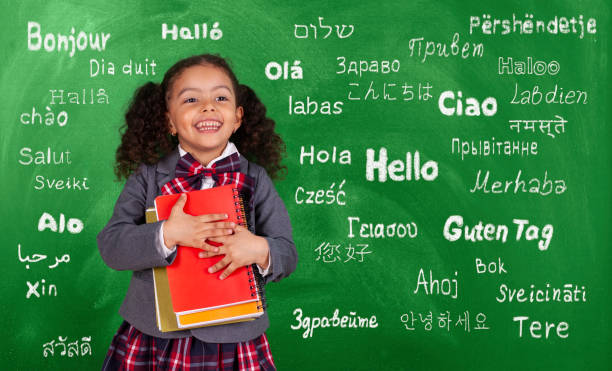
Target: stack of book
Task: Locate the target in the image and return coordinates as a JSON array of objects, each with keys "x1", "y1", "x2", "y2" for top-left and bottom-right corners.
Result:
[{"x1": 145, "y1": 185, "x2": 264, "y2": 332}]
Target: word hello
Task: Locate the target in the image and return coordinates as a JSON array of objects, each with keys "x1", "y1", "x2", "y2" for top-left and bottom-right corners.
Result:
[
  {"x1": 513, "y1": 316, "x2": 569, "y2": 339},
  {"x1": 19, "y1": 147, "x2": 71, "y2": 166},
  {"x1": 300, "y1": 145, "x2": 351, "y2": 165},
  {"x1": 289, "y1": 96, "x2": 343, "y2": 115},
  {"x1": 161, "y1": 22, "x2": 222, "y2": 40},
  {"x1": 27, "y1": 21, "x2": 110, "y2": 57},
  {"x1": 443, "y1": 215, "x2": 554, "y2": 251},
  {"x1": 265, "y1": 61, "x2": 303, "y2": 80},
  {"x1": 438, "y1": 90, "x2": 497, "y2": 116},
  {"x1": 89, "y1": 58, "x2": 157, "y2": 77},
  {"x1": 20, "y1": 106, "x2": 68, "y2": 127},
  {"x1": 38, "y1": 212, "x2": 84, "y2": 234},
  {"x1": 510, "y1": 83, "x2": 587, "y2": 105},
  {"x1": 366, "y1": 148, "x2": 438, "y2": 182},
  {"x1": 27, "y1": 279, "x2": 57, "y2": 299},
  {"x1": 498, "y1": 57, "x2": 560, "y2": 76},
  {"x1": 414, "y1": 269, "x2": 459, "y2": 299}
]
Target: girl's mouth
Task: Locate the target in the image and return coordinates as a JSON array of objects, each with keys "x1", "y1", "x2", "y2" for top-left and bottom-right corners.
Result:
[{"x1": 194, "y1": 120, "x2": 222, "y2": 132}]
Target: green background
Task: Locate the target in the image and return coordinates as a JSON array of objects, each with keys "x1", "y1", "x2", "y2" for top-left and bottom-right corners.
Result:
[{"x1": 1, "y1": 0, "x2": 610, "y2": 370}]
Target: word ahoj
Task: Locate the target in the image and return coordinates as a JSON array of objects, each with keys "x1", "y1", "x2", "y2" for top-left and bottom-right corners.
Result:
[
  {"x1": 20, "y1": 106, "x2": 68, "y2": 127},
  {"x1": 366, "y1": 147, "x2": 438, "y2": 182},
  {"x1": 414, "y1": 269, "x2": 459, "y2": 299},
  {"x1": 161, "y1": 22, "x2": 222, "y2": 40},
  {"x1": 27, "y1": 21, "x2": 110, "y2": 57},
  {"x1": 265, "y1": 61, "x2": 302, "y2": 80},
  {"x1": 470, "y1": 169, "x2": 566, "y2": 196},
  {"x1": 38, "y1": 212, "x2": 84, "y2": 234},
  {"x1": 90, "y1": 58, "x2": 157, "y2": 77},
  {"x1": 438, "y1": 90, "x2": 497, "y2": 116}
]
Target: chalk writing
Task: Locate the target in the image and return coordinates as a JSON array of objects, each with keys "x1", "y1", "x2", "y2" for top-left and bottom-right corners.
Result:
[
  {"x1": 265, "y1": 61, "x2": 302, "y2": 80},
  {"x1": 408, "y1": 33, "x2": 484, "y2": 63},
  {"x1": 469, "y1": 14, "x2": 597, "y2": 39},
  {"x1": 401, "y1": 311, "x2": 489, "y2": 332},
  {"x1": 33, "y1": 175, "x2": 90, "y2": 191},
  {"x1": 38, "y1": 212, "x2": 84, "y2": 234},
  {"x1": 510, "y1": 83, "x2": 587, "y2": 105},
  {"x1": 300, "y1": 146, "x2": 351, "y2": 165},
  {"x1": 513, "y1": 316, "x2": 569, "y2": 339},
  {"x1": 469, "y1": 169, "x2": 567, "y2": 196},
  {"x1": 48, "y1": 89, "x2": 109, "y2": 105},
  {"x1": 26, "y1": 279, "x2": 57, "y2": 298},
  {"x1": 498, "y1": 57, "x2": 560, "y2": 76},
  {"x1": 43, "y1": 336, "x2": 92, "y2": 357},
  {"x1": 347, "y1": 81, "x2": 433, "y2": 102},
  {"x1": 315, "y1": 242, "x2": 371, "y2": 263},
  {"x1": 451, "y1": 138, "x2": 538, "y2": 160},
  {"x1": 20, "y1": 106, "x2": 68, "y2": 127},
  {"x1": 161, "y1": 22, "x2": 222, "y2": 40},
  {"x1": 366, "y1": 148, "x2": 438, "y2": 182},
  {"x1": 475, "y1": 257, "x2": 507, "y2": 274},
  {"x1": 288, "y1": 96, "x2": 343, "y2": 115},
  {"x1": 336, "y1": 57, "x2": 400, "y2": 76},
  {"x1": 347, "y1": 216, "x2": 418, "y2": 239},
  {"x1": 19, "y1": 147, "x2": 71, "y2": 166},
  {"x1": 438, "y1": 90, "x2": 497, "y2": 116},
  {"x1": 291, "y1": 308, "x2": 377, "y2": 338},
  {"x1": 442, "y1": 215, "x2": 554, "y2": 250},
  {"x1": 294, "y1": 17, "x2": 354, "y2": 39},
  {"x1": 27, "y1": 21, "x2": 110, "y2": 57},
  {"x1": 18, "y1": 244, "x2": 71, "y2": 270},
  {"x1": 295, "y1": 180, "x2": 346, "y2": 206},
  {"x1": 497, "y1": 283, "x2": 587, "y2": 303},
  {"x1": 508, "y1": 115, "x2": 567, "y2": 138},
  {"x1": 414, "y1": 269, "x2": 459, "y2": 299},
  {"x1": 89, "y1": 58, "x2": 157, "y2": 77}
]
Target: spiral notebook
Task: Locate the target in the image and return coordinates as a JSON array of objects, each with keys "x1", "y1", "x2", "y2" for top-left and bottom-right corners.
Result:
[{"x1": 148, "y1": 184, "x2": 264, "y2": 331}]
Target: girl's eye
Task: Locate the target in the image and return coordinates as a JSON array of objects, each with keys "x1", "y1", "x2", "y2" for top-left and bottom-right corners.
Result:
[
  {"x1": 183, "y1": 97, "x2": 197, "y2": 103},
  {"x1": 216, "y1": 96, "x2": 228, "y2": 102}
]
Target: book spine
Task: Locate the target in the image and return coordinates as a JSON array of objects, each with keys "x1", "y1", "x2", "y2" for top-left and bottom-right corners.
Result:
[{"x1": 233, "y1": 188, "x2": 266, "y2": 311}]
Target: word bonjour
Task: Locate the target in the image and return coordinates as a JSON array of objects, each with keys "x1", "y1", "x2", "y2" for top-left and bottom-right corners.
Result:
[
  {"x1": 89, "y1": 58, "x2": 157, "y2": 77},
  {"x1": 443, "y1": 215, "x2": 553, "y2": 251},
  {"x1": 161, "y1": 22, "x2": 222, "y2": 40},
  {"x1": 27, "y1": 21, "x2": 110, "y2": 57},
  {"x1": 291, "y1": 308, "x2": 378, "y2": 338}
]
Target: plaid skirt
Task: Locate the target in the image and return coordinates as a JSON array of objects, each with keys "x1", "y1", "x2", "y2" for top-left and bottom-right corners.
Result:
[{"x1": 102, "y1": 321, "x2": 275, "y2": 371}]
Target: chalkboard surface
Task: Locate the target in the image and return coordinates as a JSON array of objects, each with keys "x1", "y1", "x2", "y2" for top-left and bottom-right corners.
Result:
[{"x1": 2, "y1": 0, "x2": 611, "y2": 370}]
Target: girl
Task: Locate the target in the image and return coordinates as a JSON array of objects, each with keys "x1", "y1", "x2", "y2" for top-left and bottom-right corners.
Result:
[{"x1": 97, "y1": 54, "x2": 297, "y2": 370}]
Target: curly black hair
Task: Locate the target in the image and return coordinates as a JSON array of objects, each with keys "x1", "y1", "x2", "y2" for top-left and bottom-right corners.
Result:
[{"x1": 114, "y1": 54, "x2": 286, "y2": 180}]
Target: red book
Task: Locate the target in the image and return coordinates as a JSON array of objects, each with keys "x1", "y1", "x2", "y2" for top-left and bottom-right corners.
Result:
[{"x1": 155, "y1": 185, "x2": 260, "y2": 316}]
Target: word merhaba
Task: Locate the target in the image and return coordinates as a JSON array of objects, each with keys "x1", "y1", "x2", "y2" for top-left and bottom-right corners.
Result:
[
  {"x1": 443, "y1": 215, "x2": 553, "y2": 251},
  {"x1": 470, "y1": 169, "x2": 566, "y2": 195}
]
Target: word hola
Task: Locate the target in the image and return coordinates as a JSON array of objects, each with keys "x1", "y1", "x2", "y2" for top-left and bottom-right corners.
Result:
[
  {"x1": 498, "y1": 57, "x2": 560, "y2": 76},
  {"x1": 27, "y1": 21, "x2": 110, "y2": 58},
  {"x1": 20, "y1": 106, "x2": 68, "y2": 127},
  {"x1": 366, "y1": 148, "x2": 438, "y2": 182},
  {"x1": 438, "y1": 90, "x2": 497, "y2": 116},
  {"x1": 414, "y1": 269, "x2": 459, "y2": 299},
  {"x1": 265, "y1": 61, "x2": 302, "y2": 80},
  {"x1": 90, "y1": 58, "x2": 157, "y2": 77},
  {"x1": 161, "y1": 22, "x2": 222, "y2": 40},
  {"x1": 38, "y1": 212, "x2": 84, "y2": 234},
  {"x1": 300, "y1": 146, "x2": 351, "y2": 165}
]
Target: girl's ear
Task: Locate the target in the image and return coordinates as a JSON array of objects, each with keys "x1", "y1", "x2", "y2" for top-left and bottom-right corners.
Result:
[
  {"x1": 166, "y1": 113, "x2": 177, "y2": 135},
  {"x1": 233, "y1": 106, "x2": 244, "y2": 133}
]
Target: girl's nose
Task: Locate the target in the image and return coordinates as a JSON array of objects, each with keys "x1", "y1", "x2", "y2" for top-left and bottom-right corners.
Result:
[{"x1": 200, "y1": 98, "x2": 215, "y2": 112}]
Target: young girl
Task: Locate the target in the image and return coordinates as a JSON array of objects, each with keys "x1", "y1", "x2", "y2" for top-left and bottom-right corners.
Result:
[{"x1": 97, "y1": 54, "x2": 297, "y2": 370}]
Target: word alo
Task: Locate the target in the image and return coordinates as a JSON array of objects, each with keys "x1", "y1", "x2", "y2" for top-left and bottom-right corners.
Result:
[
  {"x1": 38, "y1": 212, "x2": 84, "y2": 234},
  {"x1": 366, "y1": 148, "x2": 438, "y2": 182}
]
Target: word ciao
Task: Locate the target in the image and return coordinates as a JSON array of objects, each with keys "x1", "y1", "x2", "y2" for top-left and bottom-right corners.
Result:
[
  {"x1": 470, "y1": 169, "x2": 567, "y2": 196},
  {"x1": 401, "y1": 310, "x2": 489, "y2": 332},
  {"x1": 19, "y1": 147, "x2": 71, "y2": 166},
  {"x1": 315, "y1": 242, "x2": 371, "y2": 263},
  {"x1": 414, "y1": 269, "x2": 459, "y2": 299},
  {"x1": 408, "y1": 33, "x2": 483, "y2": 63},
  {"x1": 18, "y1": 244, "x2": 70, "y2": 270},
  {"x1": 438, "y1": 90, "x2": 497, "y2": 116},
  {"x1": 20, "y1": 106, "x2": 68, "y2": 127},
  {"x1": 295, "y1": 180, "x2": 346, "y2": 206},
  {"x1": 265, "y1": 61, "x2": 302, "y2": 80},
  {"x1": 291, "y1": 308, "x2": 378, "y2": 338},
  {"x1": 347, "y1": 216, "x2": 417, "y2": 239},
  {"x1": 367, "y1": 148, "x2": 438, "y2": 182},
  {"x1": 161, "y1": 22, "x2": 222, "y2": 40},
  {"x1": 469, "y1": 14, "x2": 597, "y2": 39},
  {"x1": 336, "y1": 57, "x2": 400, "y2": 77},
  {"x1": 48, "y1": 89, "x2": 109, "y2": 105},
  {"x1": 497, "y1": 283, "x2": 587, "y2": 303},
  {"x1": 498, "y1": 57, "x2": 560, "y2": 76},
  {"x1": 294, "y1": 17, "x2": 354, "y2": 39},
  {"x1": 27, "y1": 22, "x2": 110, "y2": 57},
  {"x1": 443, "y1": 215, "x2": 553, "y2": 251},
  {"x1": 288, "y1": 96, "x2": 343, "y2": 115},
  {"x1": 34, "y1": 175, "x2": 90, "y2": 191},
  {"x1": 90, "y1": 58, "x2": 157, "y2": 77},
  {"x1": 39, "y1": 212, "x2": 84, "y2": 234},
  {"x1": 43, "y1": 336, "x2": 92, "y2": 358}
]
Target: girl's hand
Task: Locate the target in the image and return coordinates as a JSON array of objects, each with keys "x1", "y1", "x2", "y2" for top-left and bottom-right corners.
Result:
[
  {"x1": 162, "y1": 194, "x2": 236, "y2": 251},
  {"x1": 202, "y1": 225, "x2": 270, "y2": 280}
]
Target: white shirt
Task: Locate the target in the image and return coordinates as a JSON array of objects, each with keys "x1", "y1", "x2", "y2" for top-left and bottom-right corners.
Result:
[{"x1": 156, "y1": 142, "x2": 271, "y2": 275}]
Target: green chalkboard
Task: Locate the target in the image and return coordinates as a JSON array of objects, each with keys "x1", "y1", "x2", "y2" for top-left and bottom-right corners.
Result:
[{"x1": 2, "y1": 0, "x2": 611, "y2": 370}]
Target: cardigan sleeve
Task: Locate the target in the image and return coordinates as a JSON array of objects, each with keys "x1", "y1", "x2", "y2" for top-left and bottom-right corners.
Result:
[
  {"x1": 252, "y1": 166, "x2": 298, "y2": 283},
  {"x1": 97, "y1": 164, "x2": 176, "y2": 271}
]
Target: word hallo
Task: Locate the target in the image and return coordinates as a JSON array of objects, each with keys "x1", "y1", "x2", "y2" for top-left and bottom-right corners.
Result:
[{"x1": 366, "y1": 147, "x2": 438, "y2": 182}]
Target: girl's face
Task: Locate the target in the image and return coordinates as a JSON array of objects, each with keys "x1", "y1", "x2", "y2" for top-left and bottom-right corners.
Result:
[{"x1": 166, "y1": 64, "x2": 243, "y2": 165}]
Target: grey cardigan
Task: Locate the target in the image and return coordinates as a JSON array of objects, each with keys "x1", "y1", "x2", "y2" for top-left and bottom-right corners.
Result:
[{"x1": 97, "y1": 149, "x2": 297, "y2": 342}]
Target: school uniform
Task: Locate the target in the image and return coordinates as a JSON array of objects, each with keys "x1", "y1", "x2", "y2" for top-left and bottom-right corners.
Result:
[{"x1": 97, "y1": 143, "x2": 297, "y2": 370}]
